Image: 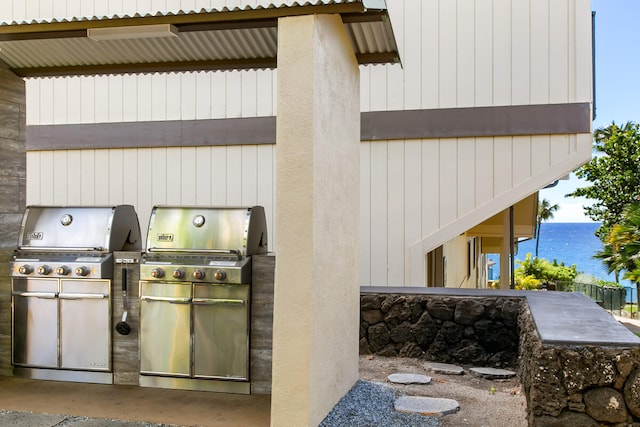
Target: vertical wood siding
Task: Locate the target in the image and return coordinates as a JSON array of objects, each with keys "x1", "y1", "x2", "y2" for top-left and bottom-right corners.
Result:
[
  {"x1": 361, "y1": 0, "x2": 592, "y2": 111},
  {"x1": 25, "y1": 71, "x2": 276, "y2": 125},
  {"x1": 19, "y1": 0, "x2": 592, "y2": 125},
  {"x1": 13, "y1": 0, "x2": 593, "y2": 286},
  {"x1": 26, "y1": 146, "x2": 277, "y2": 251},
  {"x1": 359, "y1": 133, "x2": 592, "y2": 286}
]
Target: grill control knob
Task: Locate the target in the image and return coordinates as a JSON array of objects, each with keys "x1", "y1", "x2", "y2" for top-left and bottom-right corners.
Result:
[
  {"x1": 172, "y1": 269, "x2": 185, "y2": 279},
  {"x1": 18, "y1": 265, "x2": 33, "y2": 275},
  {"x1": 75, "y1": 266, "x2": 90, "y2": 277},
  {"x1": 37, "y1": 265, "x2": 51, "y2": 275},
  {"x1": 55, "y1": 266, "x2": 70, "y2": 276},
  {"x1": 151, "y1": 268, "x2": 165, "y2": 279},
  {"x1": 193, "y1": 269, "x2": 206, "y2": 280},
  {"x1": 214, "y1": 270, "x2": 226, "y2": 281}
]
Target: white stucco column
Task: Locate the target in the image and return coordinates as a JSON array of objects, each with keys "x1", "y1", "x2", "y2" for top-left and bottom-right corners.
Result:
[{"x1": 271, "y1": 13, "x2": 360, "y2": 427}]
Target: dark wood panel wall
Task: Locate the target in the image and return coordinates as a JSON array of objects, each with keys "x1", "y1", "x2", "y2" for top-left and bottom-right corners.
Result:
[{"x1": 0, "y1": 63, "x2": 26, "y2": 376}]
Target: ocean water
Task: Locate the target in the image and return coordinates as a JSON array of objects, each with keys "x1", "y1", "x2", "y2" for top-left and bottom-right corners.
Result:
[
  {"x1": 489, "y1": 222, "x2": 625, "y2": 283},
  {"x1": 517, "y1": 222, "x2": 609, "y2": 279}
]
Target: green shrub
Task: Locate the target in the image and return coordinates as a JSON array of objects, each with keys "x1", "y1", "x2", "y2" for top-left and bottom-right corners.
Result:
[
  {"x1": 596, "y1": 279, "x2": 623, "y2": 288},
  {"x1": 515, "y1": 253, "x2": 578, "y2": 284},
  {"x1": 514, "y1": 274, "x2": 541, "y2": 290}
]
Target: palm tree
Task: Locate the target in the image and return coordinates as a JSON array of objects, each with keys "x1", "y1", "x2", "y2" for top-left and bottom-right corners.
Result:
[
  {"x1": 594, "y1": 225, "x2": 627, "y2": 283},
  {"x1": 535, "y1": 199, "x2": 559, "y2": 257},
  {"x1": 595, "y1": 203, "x2": 640, "y2": 284}
]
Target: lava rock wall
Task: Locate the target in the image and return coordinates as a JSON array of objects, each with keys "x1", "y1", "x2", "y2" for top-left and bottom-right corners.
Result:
[
  {"x1": 359, "y1": 293, "x2": 523, "y2": 368},
  {"x1": 519, "y1": 304, "x2": 640, "y2": 426},
  {"x1": 359, "y1": 292, "x2": 640, "y2": 426}
]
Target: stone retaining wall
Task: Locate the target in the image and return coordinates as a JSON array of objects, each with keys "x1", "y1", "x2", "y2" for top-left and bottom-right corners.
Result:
[
  {"x1": 518, "y1": 303, "x2": 640, "y2": 426},
  {"x1": 360, "y1": 293, "x2": 523, "y2": 368},
  {"x1": 360, "y1": 292, "x2": 640, "y2": 426}
]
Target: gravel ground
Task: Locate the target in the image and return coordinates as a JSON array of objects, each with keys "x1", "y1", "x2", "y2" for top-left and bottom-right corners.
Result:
[{"x1": 320, "y1": 380, "x2": 442, "y2": 427}]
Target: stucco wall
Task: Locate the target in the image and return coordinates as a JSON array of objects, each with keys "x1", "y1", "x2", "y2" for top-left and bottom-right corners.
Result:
[{"x1": 270, "y1": 13, "x2": 360, "y2": 427}]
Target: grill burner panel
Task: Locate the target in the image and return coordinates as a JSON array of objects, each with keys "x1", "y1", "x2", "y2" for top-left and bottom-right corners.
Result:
[
  {"x1": 139, "y1": 254, "x2": 251, "y2": 284},
  {"x1": 11, "y1": 253, "x2": 113, "y2": 279}
]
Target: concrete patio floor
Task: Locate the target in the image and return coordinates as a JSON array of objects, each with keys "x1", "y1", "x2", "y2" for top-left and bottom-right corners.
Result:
[{"x1": 0, "y1": 376, "x2": 270, "y2": 426}]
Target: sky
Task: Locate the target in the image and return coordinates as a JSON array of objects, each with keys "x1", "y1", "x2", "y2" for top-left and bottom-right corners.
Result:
[{"x1": 541, "y1": 0, "x2": 640, "y2": 222}]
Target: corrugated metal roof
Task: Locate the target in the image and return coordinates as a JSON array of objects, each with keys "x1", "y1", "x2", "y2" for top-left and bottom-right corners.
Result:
[
  {"x1": 0, "y1": 0, "x2": 399, "y2": 76},
  {"x1": 0, "y1": 28, "x2": 279, "y2": 68},
  {"x1": 0, "y1": 1, "x2": 381, "y2": 26}
]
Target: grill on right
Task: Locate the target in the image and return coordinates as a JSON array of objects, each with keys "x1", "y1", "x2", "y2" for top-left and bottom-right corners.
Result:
[{"x1": 138, "y1": 205, "x2": 267, "y2": 394}]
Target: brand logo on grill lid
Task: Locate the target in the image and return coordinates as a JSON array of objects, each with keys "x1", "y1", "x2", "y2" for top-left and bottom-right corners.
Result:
[
  {"x1": 27, "y1": 231, "x2": 43, "y2": 240},
  {"x1": 156, "y1": 233, "x2": 174, "y2": 242}
]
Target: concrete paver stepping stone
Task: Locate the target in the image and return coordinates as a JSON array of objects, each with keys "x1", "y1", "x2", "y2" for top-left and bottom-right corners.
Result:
[
  {"x1": 394, "y1": 396, "x2": 460, "y2": 416},
  {"x1": 469, "y1": 367, "x2": 516, "y2": 379},
  {"x1": 387, "y1": 373, "x2": 432, "y2": 384},
  {"x1": 425, "y1": 362, "x2": 465, "y2": 375}
]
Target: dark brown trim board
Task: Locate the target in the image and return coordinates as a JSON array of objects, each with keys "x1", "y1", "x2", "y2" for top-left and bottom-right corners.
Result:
[
  {"x1": 26, "y1": 116, "x2": 277, "y2": 150},
  {"x1": 26, "y1": 103, "x2": 591, "y2": 151},
  {"x1": 361, "y1": 103, "x2": 592, "y2": 140}
]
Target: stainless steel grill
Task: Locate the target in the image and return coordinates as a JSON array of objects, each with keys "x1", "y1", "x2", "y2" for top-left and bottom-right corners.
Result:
[
  {"x1": 138, "y1": 206, "x2": 267, "y2": 394},
  {"x1": 10, "y1": 205, "x2": 141, "y2": 384}
]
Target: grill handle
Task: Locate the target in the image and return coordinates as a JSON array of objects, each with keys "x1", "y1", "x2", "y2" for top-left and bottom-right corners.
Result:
[
  {"x1": 18, "y1": 246, "x2": 105, "y2": 252},
  {"x1": 59, "y1": 292, "x2": 108, "y2": 300},
  {"x1": 147, "y1": 248, "x2": 242, "y2": 259},
  {"x1": 193, "y1": 298, "x2": 245, "y2": 306},
  {"x1": 141, "y1": 296, "x2": 191, "y2": 304},
  {"x1": 12, "y1": 291, "x2": 57, "y2": 299}
]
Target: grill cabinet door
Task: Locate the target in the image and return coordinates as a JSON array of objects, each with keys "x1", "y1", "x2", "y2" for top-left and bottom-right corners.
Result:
[
  {"x1": 59, "y1": 279, "x2": 110, "y2": 371},
  {"x1": 12, "y1": 278, "x2": 59, "y2": 368},
  {"x1": 193, "y1": 284, "x2": 250, "y2": 380},
  {"x1": 140, "y1": 281, "x2": 192, "y2": 376}
]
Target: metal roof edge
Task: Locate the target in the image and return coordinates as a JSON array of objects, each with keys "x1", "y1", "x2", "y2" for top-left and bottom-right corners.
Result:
[{"x1": 0, "y1": 1, "x2": 368, "y2": 27}]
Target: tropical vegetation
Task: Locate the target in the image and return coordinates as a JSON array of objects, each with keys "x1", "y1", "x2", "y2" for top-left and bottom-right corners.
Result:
[
  {"x1": 568, "y1": 122, "x2": 640, "y2": 238},
  {"x1": 514, "y1": 253, "x2": 577, "y2": 290},
  {"x1": 568, "y1": 122, "x2": 640, "y2": 304}
]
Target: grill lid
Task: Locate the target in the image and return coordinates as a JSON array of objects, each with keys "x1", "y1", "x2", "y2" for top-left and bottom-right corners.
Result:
[
  {"x1": 17, "y1": 205, "x2": 142, "y2": 252},
  {"x1": 145, "y1": 206, "x2": 267, "y2": 256}
]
